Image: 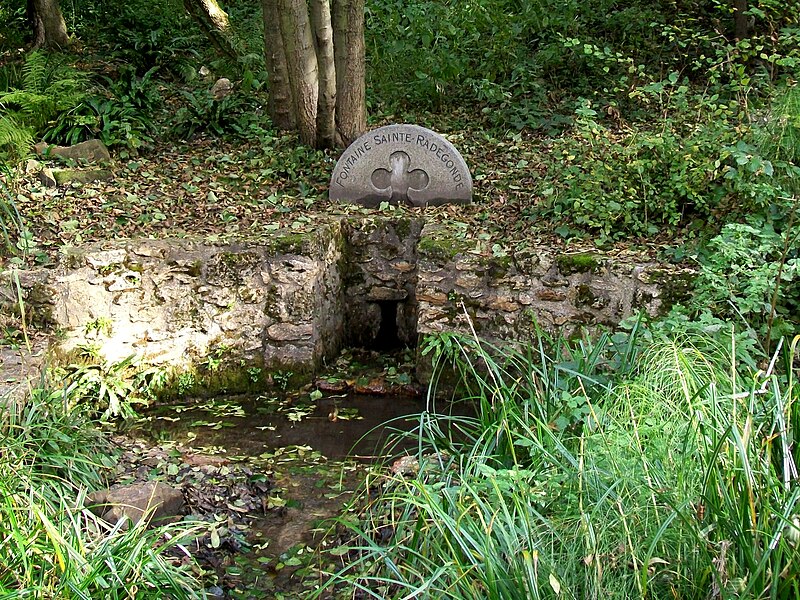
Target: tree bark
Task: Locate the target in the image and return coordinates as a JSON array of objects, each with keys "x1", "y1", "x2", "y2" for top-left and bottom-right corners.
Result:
[
  {"x1": 261, "y1": 0, "x2": 296, "y2": 130},
  {"x1": 332, "y1": 0, "x2": 366, "y2": 146},
  {"x1": 278, "y1": 0, "x2": 319, "y2": 147},
  {"x1": 183, "y1": 0, "x2": 237, "y2": 60},
  {"x1": 733, "y1": 0, "x2": 749, "y2": 40},
  {"x1": 28, "y1": 0, "x2": 69, "y2": 49},
  {"x1": 262, "y1": 0, "x2": 365, "y2": 148},
  {"x1": 310, "y1": 0, "x2": 337, "y2": 148}
]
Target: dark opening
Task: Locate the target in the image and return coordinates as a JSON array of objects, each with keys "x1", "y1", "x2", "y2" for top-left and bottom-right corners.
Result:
[{"x1": 373, "y1": 300, "x2": 402, "y2": 350}]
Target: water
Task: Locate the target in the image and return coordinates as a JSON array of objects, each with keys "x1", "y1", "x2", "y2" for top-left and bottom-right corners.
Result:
[
  {"x1": 141, "y1": 392, "x2": 434, "y2": 459},
  {"x1": 132, "y1": 390, "x2": 464, "y2": 598}
]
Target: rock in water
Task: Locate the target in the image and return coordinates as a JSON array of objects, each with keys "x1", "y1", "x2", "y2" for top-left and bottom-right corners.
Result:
[{"x1": 87, "y1": 481, "x2": 184, "y2": 528}]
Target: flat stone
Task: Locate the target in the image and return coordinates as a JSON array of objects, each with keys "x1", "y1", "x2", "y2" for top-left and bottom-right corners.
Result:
[
  {"x1": 417, "y1": 291, "x2": 448, "y2": 304},
  {"x1": 488, "y1": 296, "x2": 519, "y2": 312},
  {"x1": 87, "y1": 482, "x2": 183, "y2": 528},
  {"x1": 392, "y1": 261, "x2": 415, "y2": 273},
  {"x1": 86, "y1": 249, "x2": 127, "y2": 268},
  {"x1": 455, "y1": 273, "x2": 481, "y2": 288},
  {"x1": 267, "y1": 322, "x2": 313, "y2": 341},
  {"x1": 34, "y1": 139, "x2": 111, "y2": 163},
  {"x1": 367, "y1": 286, "x2": 408, "y2": 301},
  {"x1": 52, "y1": 168, "x2": 113, "y2": 185},
  {"x1": 536, "y1": 289, "x2": 567, "y2": 302},
  {"x1": 330, "y1": 124, "x2": 472, "y2": 207}
]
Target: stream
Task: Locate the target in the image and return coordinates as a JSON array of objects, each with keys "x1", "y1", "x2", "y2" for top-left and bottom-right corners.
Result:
[{"x1": 120, "y1": 374, "x2": 452, "y2": 599}]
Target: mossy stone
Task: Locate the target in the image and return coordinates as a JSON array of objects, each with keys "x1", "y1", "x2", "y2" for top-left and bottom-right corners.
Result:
[
  {"x1": 556, "y1": 253, "x2": 601, "y2": 275},
  {"x1": 417, "y1": 235, "x2": 469, "y2": 262}
]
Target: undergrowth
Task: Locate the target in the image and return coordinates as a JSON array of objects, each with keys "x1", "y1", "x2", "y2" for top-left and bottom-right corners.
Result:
[
  {"x1": 0, "y1": 383, "x2": 206, "y2": 598},
  {"x1": 321, "y1": 326, "x2": 800, "y2": 599}
]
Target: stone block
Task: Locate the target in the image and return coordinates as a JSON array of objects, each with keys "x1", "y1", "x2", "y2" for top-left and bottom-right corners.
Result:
[{"x1": 34, "y1": 139, "x2": 111, "y2": 163}]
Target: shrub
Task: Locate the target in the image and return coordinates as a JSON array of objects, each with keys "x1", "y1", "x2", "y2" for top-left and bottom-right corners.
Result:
[{"x1": 693, "y1": 220, "x2": 800, "y2": 343}]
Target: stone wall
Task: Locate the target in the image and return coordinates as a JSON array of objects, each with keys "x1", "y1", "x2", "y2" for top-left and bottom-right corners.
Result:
[
  {"x1": 8, "y1": 229, "x2": 346, "y2": 376},
  {"x1": 2, "y1": 217, "x2": 694, "y2": 388},
  {"x1": 416, "y1": 223, "x2": 694, "y2": 342},
  {"x1": 341, "y1": 217, "x2": 423, "y2": 348}
]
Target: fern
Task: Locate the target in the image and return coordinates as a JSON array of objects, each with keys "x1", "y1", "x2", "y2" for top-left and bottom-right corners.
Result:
[
  {"x1": 0, "y1": 51, "x2": 90, "y2": 142},
  {"x1": 0, "y1": 114, "x2": 34, "y2": 166}
]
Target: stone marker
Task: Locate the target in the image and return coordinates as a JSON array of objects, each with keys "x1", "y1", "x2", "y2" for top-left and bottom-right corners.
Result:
[{"x1": 329, "y1": 124, "x2": 472, "y2": 207}]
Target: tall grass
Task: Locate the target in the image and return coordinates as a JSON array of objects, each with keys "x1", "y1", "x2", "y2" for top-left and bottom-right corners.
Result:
[
  {"x1": 0, "y1": 384, "x2": 206, "y2": 599},
  {"x1": 322, "y1": 327, "x2": 800, "y2": 599}
]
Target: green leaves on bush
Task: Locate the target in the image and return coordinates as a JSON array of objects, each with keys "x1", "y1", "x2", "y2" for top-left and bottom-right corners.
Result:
[
  {"x1": 694, "y1": 221, "x2": 800, "y2": 342},
  {"x1": 0, "y1": 51, "x2": 89, "y2": 162}
]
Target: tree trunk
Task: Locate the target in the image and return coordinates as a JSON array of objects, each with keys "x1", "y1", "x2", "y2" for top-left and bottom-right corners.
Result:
[
  {"x1": 28, "y1": 0, "x2": 69, "y2": 49},
  {"x1": 278, "y1": 0, "x2": 319, "y2": 147},
  {"x1": 733, "y1": 0, "x2": 749, "y2": 40},
  {"x1": 262, "y1": 0, "x2": 365, "y2": 148},
  {"x1": 332, "y1": 0, "x2": 366, "y2": 146},
  {"x1": 183, "y1": 0, "x2": 237, "y2": 60},
  {"x1": 261, "y1": 0, "x2": 296, "y2": 130},
  {"x1": 310, "y1": 0, "x2": 337, "y2": 148}
]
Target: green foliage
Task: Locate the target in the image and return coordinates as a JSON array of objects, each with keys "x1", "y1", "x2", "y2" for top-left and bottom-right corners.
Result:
[
  {"x1": 0, "y1": 164, "x2": 26, "y2": 258},
  {"x1": 0, "y1": 385, "x2": 205, "y2": 598},
  {"x1": 659, "y1": 4, "x2": 800, "y2": 93},
  {"x1": 693, "y1": 220, "x2": 800, "y2": 342},
  {"x1": 755, "y1": 83, "x2": 800, "y2": 191},
  {"x1": 56, "y1": 353, "x2": 163, "y2": 421},
  {"x1": 74, "y1": 0, "x2": 199, "y2": 75},
  {"x1": 171, "y1": 88, "x2": 271, "y2": 140},
  {"x1": 0, "y1": 0, "x2": 26, "y2": 49},
  {"x1": 0, "y1": 114, "x2": 33, "y2": 165},
  {"x1": 537, "y1": 97, "x2": 735, "y2": 238},
  {"x1": 325, "y1": 328, "x2": 800, "y2": 599},
  {"x1": 365, "y1": 0, "x2": 673, "y2": 124},
  {"x1": 534, "y1": 75, "x2": 800, "y2": 239},
  {"x1": 0, "y1": 51, "x2": 90, "y2": 146}
]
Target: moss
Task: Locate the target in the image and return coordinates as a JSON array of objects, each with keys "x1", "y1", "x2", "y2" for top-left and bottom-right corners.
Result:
[
  {"x1": 655, "y1": 269, "x2": 697, "y2": 314},
  {"x1": 125, "y1": 261, "x2": 145, "y2": 274},
  {"x1": 151, "y1": 351, "x2": 318, "y2": 401},
  {"x1": 575, "y1": 284, "x2": 595, "y2": 307},
  {"x1": 417, "y1": 235, "x2": 469, "y2": 262},
  {"x1": 97, "y1": 264, "x2": 118, "y2": 276},
  {"x1": 487, "y1": 254, "x2": 513, "y2": 279},
  {"x1": 263, "y1": 287, "x2": 281, "y2": 319},
  {"x1": 393, "y1": 217, "x2": 415, "y2": 239},
  {"x1": 153, "y1": 363, "x2": 267, "y2": 401},
  {"x1": 267, "y1": 233, "x2": 308, "y2": 255},
  {"x1": 186, "y1": 260, "x2": 203, "y2": 278},
  {"x1": 24, "y1": 281, "x2": 55, "y2": 327},
  {"x1": 219, "y1": 250, "x2": 260, "y2": 269},
  {"x1": 556, "y1": 253, "x2": 601, "y2": 275}
]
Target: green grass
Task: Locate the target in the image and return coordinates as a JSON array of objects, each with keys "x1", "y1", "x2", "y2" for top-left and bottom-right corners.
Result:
[
  {"x1": 321, "y1": 327, "x2": 800, "y2": 599},
  {"x1": 0, "y1": 384, "x2": 207, "y2": 599}
]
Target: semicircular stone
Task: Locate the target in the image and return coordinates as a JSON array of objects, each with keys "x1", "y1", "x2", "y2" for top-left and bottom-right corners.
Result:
[{"x1": 329, "y1": 124, "x2": 472, "y2": 207}]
